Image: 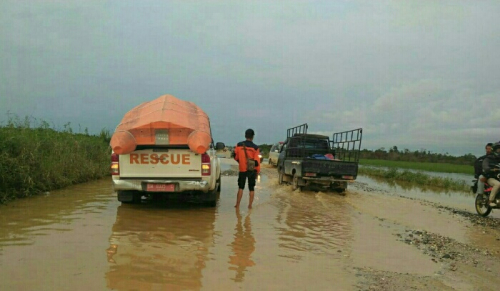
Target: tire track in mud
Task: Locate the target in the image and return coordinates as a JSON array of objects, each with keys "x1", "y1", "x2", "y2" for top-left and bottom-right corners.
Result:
[
  {"x1": 349, "y1": 182, "x2": 500, "y2": 290},
  {"x1": 365, "y1": 225, "x2": 500, "y2": 291}
]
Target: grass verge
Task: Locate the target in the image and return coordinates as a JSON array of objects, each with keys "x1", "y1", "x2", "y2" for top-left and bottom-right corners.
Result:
[{"x1": 0, "y1": 117, "x2": 111, "y2": 204}]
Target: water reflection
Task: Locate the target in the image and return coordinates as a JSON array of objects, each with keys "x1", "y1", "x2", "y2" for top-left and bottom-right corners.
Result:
[
  {"x1": 106, "y1": 204, "x2": 216, "y2": 290},
  {"x1": 228, "y1": 209, "x2": 255, "y2": 282},
  {"x1": 355, "y1": 174, "x2": 476, "y2": 197},
  {"x1": 359, "y1": 165, "x2": 472, "y2": 183},
  {"x1": 354, "y1": 175, "x2": 477, "y2": 210},
  {"x1": 0, "y1": 179, "x2": 113, "y2": 248},
  {"x1": 366, "y1": 175, "x2": 471, "y2": 196}
]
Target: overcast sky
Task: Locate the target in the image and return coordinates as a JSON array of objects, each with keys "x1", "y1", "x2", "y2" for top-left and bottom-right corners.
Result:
[{"x1": 1, "y1": 0, "x2": 498, "y2": 156}]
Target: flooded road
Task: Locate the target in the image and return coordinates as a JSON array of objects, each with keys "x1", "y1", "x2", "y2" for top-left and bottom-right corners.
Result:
[{"x1": 1, "y1": 159, "x2": 500, "y2": 290}]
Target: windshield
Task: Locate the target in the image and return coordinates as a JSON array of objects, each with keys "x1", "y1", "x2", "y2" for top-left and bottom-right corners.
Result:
[{"x1": 290, "y1": 138, "x2": 329, "y2": 150}]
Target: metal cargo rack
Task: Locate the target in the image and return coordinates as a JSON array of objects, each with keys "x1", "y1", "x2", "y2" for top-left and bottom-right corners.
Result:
[
  {"x1": 286, "y1": 123, "x2": 309, "y2": 138},
  {"x1": 285, "y1": 124, "x2": 363, "y2": 161},
  {"x1": 331, "y1": 128, "x2": 363, "y2": 162}
]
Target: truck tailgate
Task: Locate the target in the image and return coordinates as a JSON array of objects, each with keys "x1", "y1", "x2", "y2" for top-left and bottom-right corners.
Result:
[
  {"x1": 302, "y1": 160, "x2": 358, "y2": 177},
  {"x1": 119, "y1": 149, "x2": 202, "y2": 178}
]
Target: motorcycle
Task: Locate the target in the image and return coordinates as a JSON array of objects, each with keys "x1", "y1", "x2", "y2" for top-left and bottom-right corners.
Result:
[{"x1": 473, "y1": 176, "x2": 500, "y2": 217}]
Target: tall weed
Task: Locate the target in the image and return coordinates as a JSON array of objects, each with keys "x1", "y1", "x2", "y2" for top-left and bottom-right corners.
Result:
[{"x1": 0, "y1": 116, "x2": 110, "y2": 203}]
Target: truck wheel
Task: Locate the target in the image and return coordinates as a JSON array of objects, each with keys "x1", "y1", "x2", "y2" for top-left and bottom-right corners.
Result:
[
  {"x1": 205, "y1": 199, "x2": 217, "y2": 207},
  {"x1": 217, "y1": 175, "x2": 222, "y2": 192},
  {"x1": 292, "y1": 174, "x2": 299, "y2": 190},
  {"x1": 202, "y1": 187, "x2": 218, "y2": 207},
  {"x1": 335, "y1": 188, "x2": 346, "y2": 195},
  {"x1": 118, "y1": 190, "x2": 141, "y2": 204},
  {"x1": 330, "y1": 182, "x2": 347, "y2": 194},
  {"x1": 475, "y1": 194, "x2": 491, "y2": 217}
]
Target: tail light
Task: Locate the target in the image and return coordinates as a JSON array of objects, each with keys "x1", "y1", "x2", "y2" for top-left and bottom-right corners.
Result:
[
  {"x1": 201, "y1": 153, "x2": 211, "y2": 176},
  {"x1": 111, "y1": 153, "x2": 119, "y2": 175}
]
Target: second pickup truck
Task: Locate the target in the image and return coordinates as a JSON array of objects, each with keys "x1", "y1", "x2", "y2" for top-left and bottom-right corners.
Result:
[{"x1": 277, "y1": 123, "x2": 362, "y2": 192}]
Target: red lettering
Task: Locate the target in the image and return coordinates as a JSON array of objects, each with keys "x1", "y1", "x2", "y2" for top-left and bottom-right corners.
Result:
[
  {"x1": 129, "y1": 153, "x2": 191, "y2": 165},
  {"x1": 130, "y1": 154, "x2": 139, "y2": 164},
  {"x1": 182, "y1": 154, "x2": 190, "y2": 165},
  {"x1": 150, "y1": 154, "x2": 159, "y2": 164},
  {"x1": 171, "y1": 154, "x2": 180, "y2": 165},
  {"x1": 140, "y1": 154, "x2": 149, "y2": 164},
  {"x1": 160, "y1": 154, "x2": 169, "y2": 164}
]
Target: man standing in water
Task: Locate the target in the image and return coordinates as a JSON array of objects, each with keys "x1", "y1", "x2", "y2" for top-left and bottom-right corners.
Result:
[{"x1": 234, "y1": 129, "x2": 261, "y2": 209}]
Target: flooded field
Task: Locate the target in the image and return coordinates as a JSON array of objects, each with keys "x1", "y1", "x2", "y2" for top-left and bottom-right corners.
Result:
[
  {"x1": 359, "y1": 165, "x2": 473, "y2": 184},
  {"x1": 1, "y1": 158, "x2": 500, "y2": 290}
]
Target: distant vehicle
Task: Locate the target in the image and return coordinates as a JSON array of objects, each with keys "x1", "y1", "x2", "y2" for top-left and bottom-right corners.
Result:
[
  {"x1": 268, "y1": 142, "x2": 283, "y2": 166},
  {"x1": 277, "y1": 123, "x2": 362, "y2": 192}
]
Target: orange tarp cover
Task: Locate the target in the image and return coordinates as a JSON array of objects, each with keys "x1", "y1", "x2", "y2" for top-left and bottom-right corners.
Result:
[{"x1": 110, "y1": 95, "x2": 211, "y2": 155}]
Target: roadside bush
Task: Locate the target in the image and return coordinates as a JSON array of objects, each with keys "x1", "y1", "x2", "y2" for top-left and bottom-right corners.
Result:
[{"x1": 0, "y1": 117, "x2": 110, "y2": 203}]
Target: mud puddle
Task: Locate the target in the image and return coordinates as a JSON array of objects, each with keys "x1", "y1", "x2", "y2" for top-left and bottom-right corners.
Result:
[{"x1": 0, "y1": 179, "x2": 119, "y2": 291}]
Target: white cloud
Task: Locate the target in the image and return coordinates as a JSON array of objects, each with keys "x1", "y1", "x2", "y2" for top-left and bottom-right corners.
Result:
[{"x1": 302, "y1": 78, "x2": 498, "y2": 156}]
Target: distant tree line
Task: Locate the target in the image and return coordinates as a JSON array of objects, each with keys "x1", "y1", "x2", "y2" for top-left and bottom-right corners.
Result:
[
  {"x1": 233, "y1": 143, "x2": 478, "y2": 166},
  {"x1": 258, "y1": 144, "x2": 272, "y2": 156},
  {"x1": 360, "y1": 146, "x2": 477, "y2": 166}
]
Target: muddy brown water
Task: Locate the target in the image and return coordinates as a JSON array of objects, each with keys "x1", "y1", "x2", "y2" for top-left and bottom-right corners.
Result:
[{"x1": 1, "y1": 159, "x2": 499, "y2": 290}]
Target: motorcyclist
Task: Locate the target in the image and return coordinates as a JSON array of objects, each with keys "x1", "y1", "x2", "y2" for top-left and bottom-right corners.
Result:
[
  {"x1": 482, "y1": 142, "x2": 500, "y2": 207},
  {"x1": 474, "y1": 143, "x2": 493, "y2": 195}
]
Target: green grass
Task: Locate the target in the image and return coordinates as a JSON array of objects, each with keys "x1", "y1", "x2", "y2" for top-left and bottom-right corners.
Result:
[
  {"x1": 0, "y1": 117, "x2": 111, "y2": 203},
  {"x1": 360, "y1": 159, "x2": 473, "y2": 175}
]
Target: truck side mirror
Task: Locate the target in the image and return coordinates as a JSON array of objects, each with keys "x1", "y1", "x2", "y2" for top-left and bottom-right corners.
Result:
[{"x1": 215, "y1": 142, "x2": 225, "y2": 150}]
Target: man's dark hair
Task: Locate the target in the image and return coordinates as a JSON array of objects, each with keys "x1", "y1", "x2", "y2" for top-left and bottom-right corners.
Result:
[
  {"x1": 486, "y1": 143, "x2": 493, "y2": 148},
  {"x1": 245, "y1": 128, "x2": 255, "y2": 139}
]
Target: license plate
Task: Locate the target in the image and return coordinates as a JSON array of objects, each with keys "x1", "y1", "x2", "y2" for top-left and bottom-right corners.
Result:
[{"x1": 146, "y1": 183, "x2": 175, "y2": 192}]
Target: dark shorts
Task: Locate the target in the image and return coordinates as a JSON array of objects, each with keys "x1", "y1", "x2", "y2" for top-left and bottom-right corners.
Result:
[{"x1": 238, "y1": 171, "x2": 257, "y2": 191}]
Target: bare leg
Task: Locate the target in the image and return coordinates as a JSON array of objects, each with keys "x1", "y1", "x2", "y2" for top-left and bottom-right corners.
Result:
[
  {"x1": 235, "y1": 189, "x2": 243, "y2": 208},
  {"x1": 248, "y1": 191, "x2": 255, "y2": 209},
  {"x1": 477, "y1": 175, "x2": 485, "y2": 194},
  {"x1": 487, "y1": 178, "x2": 500, "y2": 205}
]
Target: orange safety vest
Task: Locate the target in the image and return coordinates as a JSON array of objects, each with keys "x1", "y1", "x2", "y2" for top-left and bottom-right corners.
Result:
[{"x1": 234, "y1": 141, "x2": 261, "y2": 173}]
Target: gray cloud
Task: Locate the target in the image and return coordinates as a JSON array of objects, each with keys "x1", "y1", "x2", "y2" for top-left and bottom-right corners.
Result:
[{"x1": 1, "y1": 0, "x2": 499, "y2": 157}]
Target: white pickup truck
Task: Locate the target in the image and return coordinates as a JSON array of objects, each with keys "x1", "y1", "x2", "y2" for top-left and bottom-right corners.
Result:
[{"x1": 111, "y1": 142, "x2": 225, "y2": 206}]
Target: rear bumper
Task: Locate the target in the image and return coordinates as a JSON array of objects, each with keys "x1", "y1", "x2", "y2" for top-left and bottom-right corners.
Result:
[
  {"x1": 301, "y1": 176, "x2": 354, "y2": 185},
  {"x1": 112, "y1": 177, "x2": 213, "y2": 193}
]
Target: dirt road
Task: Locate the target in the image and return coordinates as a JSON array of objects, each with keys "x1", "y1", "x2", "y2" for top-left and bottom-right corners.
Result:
[{"x1": 1, "y1": 158, "x2": 499, "y2": 290}]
